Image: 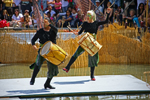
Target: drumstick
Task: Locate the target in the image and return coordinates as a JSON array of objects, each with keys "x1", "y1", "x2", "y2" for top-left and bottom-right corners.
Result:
[
  {"x1": 109, "y1": 1, "x2": 115, "y2": 8},
  {"x1": 67, "y1": 26, "x2": 79, "y2": 35},
  {"x1": 67, "y1": 26, "x2": 74, "y2": 32},
  {"x1": 77, "y1": 23, "x2": 83, "y2": 30}
]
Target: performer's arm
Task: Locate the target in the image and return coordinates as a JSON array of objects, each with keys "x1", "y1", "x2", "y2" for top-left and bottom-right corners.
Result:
[
  {"x1": 97, "y1": 12, "x2": 109, "y2": 26},
  {"x1": 31, "y1": 31, "x2": 40, "y2": 50},
  {"x1": 72, "y1": 23, "x2": 85, "y2": 35},
  {"x1": 77, "y1": 23, "x2": 85, "y2": 35},
  {"x1": 53, "y1": 35, "x2": 57, "y2": 44},
  {"x1": 49, "y1": 24, "x2": 58, "y2": 34},
  {"x1": 31, "y1": 31, "x2": 39, "y2": 46}
]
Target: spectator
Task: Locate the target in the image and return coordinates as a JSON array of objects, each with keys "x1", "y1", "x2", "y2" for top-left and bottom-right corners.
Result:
[
  {"x1": 123, "y1": 9, "x2": 136, "y2": 27},
  {"x1": 54, "y1": 0, "x2": 62, "y2": 15},
  {"x1": 55, "y1": 6, "x2": 71, "y2": 25},
  {"x1": 30, "y1": 14, "x2": 37, "y2": 28},
  {"x1": 45, "y1": 5, "x2": 56, "y2": 18},
  {"x1": 47, "y1": 0, "x2": 55, "y2": 10},
  {"x1": 71, "y1": 7, "x2": 77, "y2": 18},
  {"x1": 116, "y1": 7, "x2": 123, "y2": 25},
  {"x1": 67, "y1": 6, "x2": 72, "y2": 12},
  {"x1": 46, "y1": 12, "x2": 55, "y2": 25},
  {"x1": 74, "y1": 9, "x2": 84, "y2": 28},
  {"x1": 7, "y1": 7, "x2": 13, "y2": 21},
  {"x1": 23, "y1": 10, "x2": 32, "y2": 28},
  {"x1": 21, "y1": 0, "x2": 32, "y2": 14},
  {"x1": 61, "y1": 0, "x2": 68, "y2": 13},
  {"x1": 95, "y1": 0, "x2": 104, "y2": 21},
  {"x1": 137, "y1": 0, "x2": 150, "y2": 9},
  {"x1": 137, "y1": 3, "x2": 145, "y2": 17},
  {"x1": 71, "y1": 7, "x2": 77, "y2": 27},
  {"x1": 104, "y1": 2, "x2": 113, "y2": 23},
  {"x1": 45, "y1": 5, "x2": 56, "y2": 25},
  {"x1": 57, "y1": 9, "x2": 73, "y2": 27},
  {"x1": 114, "y1": 9, "x2": 122, "y2": 24},
  {"x1": 95, "y1": 0, "x2": 104, "y2": 14},
  {"x1": 137, "y1": 0, "x2": 145, "y2": 10},
  {"x1": 11, "y1": 9, "x2": 23, "y2": 27},
  {"x1": 0, "y1": 9, "x2": 11, "y2": 21}
]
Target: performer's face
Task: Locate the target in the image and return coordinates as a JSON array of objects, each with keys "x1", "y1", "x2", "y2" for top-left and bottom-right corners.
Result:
[
  {"x1": 87, "y1": 13, "x2": 92, "y2": 21},
  {"x1": 44, "y1": 19, "x2": 50, "y2": 28}
]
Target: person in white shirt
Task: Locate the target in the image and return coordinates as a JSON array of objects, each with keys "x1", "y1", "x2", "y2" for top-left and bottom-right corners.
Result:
[
  {"x1": 45, "y1": 5, "x2": 56, "y2": 18},
  {"x1": 61, "y1": 0, "x2": 69, "y2": 12},
  {"x1": 45, "y1": 5, "x2": 56, "y2": 25},
  {"x1": 11, "y1": 9, "x2": 23, "y2": 27},
  {"x1": 95, "y1": 0, "x2": 104, "y2": 14}
]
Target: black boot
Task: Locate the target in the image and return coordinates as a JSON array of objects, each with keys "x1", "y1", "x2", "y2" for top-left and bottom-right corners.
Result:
[
  {"x1": 30, "y1": 64, "x2": 40, "y2": 85},
  {"x1": 63, "y1": 56, "x2": 76, "y2": 72},
  {"x1": 44, "y1": 77, "x2": 55, "y2": 89},
  {"x1": 90, "y1": 67, "x2": 95, "y2": 81}
]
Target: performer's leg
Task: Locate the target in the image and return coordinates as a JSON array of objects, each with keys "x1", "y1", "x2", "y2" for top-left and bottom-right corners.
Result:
[
  {"x1": 88, "y1": 53, "x2": 99, "y2": 81},
  {"x1": 63, "y1": 46, "x2": 85, "y2": 72},
  {"x1": 44, "y1": 77, "x2": 55, "y2": 89},
  {"x1": 64, "y1": 56, "x2": 76, "y2": 71},
  {"x1": 30, "y1": 64, "x2": 40, "y2": 85},
  {"x1": 44, "y1": 61, "x2": 58, "y2": 89},
  {"x1": 30, "y1": 49, "x2": 45, "y2": 85},
  {"x1": 90, "y1": 66, "x2": 95, "y2": 81}
]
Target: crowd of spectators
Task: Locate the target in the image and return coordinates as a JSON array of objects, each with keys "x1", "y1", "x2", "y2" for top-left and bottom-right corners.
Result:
[{"x1": 0, "y1": 0, "x2": 149, "y2": 29}]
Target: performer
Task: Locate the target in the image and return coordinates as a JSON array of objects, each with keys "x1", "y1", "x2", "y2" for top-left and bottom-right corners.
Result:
[
  {"x1": 63, "y1": 9, "x2": 110, "y2": 81},
  {"x1": 30, "y1": 17, "x2": 58, "y2": 89}
]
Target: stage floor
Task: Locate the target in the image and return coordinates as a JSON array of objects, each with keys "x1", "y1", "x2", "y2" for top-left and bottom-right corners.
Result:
[{"x1": 0, "y1": 75, "x2": 150, "y2": 98}]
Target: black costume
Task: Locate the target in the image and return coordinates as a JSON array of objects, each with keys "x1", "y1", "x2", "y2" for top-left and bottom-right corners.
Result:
[
  {"x1": 64, "y1": 13, "x2": 109, "y2": 79},
  {"x1": 30, "y1": 24, "x2": 58, "y2": 89}
]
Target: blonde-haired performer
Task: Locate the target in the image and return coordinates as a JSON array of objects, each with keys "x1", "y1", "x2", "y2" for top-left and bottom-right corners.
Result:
[{"x1": 63, "y1": 9, "x2": 110, "y2": 81}]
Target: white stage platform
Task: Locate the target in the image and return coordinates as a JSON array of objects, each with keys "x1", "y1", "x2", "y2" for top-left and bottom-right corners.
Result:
[{"x1": 0, "y1": 75, "x2": 150, "y2": 98}]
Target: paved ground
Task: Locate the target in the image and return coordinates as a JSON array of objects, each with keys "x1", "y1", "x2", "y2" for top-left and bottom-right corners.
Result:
[{"x1": 0, "y1": 75, "x2": 150, "y2": 98}]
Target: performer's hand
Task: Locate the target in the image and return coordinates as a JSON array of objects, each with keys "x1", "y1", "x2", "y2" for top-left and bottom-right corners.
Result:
[{"x1": 32, "y1": 45, "x2": 38, "y2": 51}]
